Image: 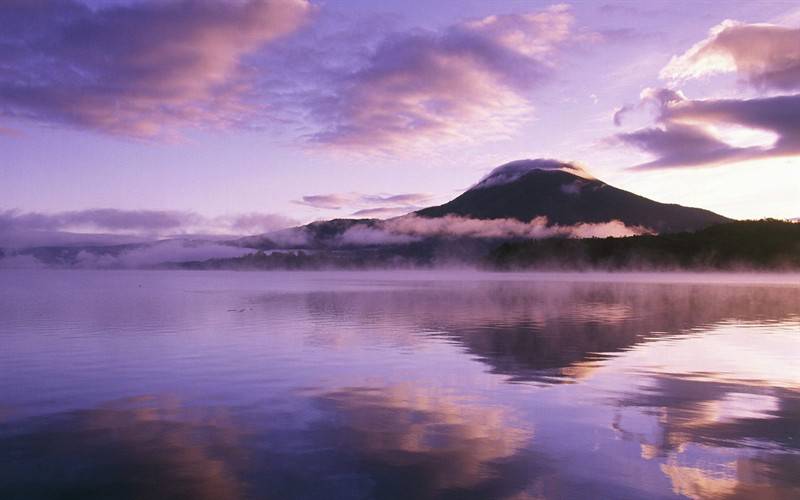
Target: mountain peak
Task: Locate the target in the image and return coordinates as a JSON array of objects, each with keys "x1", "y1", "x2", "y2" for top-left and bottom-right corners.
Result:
[
  {"x1": 417, "y1": 158, "x2": 731, "y2": 233},
  {"x1": 471, "y1": 159, "x2": 594, "y2": 190}
]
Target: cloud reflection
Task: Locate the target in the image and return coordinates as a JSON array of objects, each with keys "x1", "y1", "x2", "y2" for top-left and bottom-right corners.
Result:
[{"x1": 0, "y1": 386, "x2": 545, "y2": 500}]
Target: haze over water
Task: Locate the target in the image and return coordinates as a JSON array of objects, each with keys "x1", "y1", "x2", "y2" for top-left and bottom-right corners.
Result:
[{"x1": 1, "y1": 270, "x2": 798, "y2": 499}]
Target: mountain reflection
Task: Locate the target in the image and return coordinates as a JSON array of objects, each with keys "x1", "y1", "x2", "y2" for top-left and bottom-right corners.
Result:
[{"x1": 298, "y1": 281, "x2": 799, "y2": 383}]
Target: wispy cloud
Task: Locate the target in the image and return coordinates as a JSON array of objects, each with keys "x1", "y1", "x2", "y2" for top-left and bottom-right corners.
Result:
[
  {"x1": 294, "y1": 191, "x2": 433, "y2": 216},
  {"x1": 349, "y1": 207, "x2": 418, "y2": 218},
  {"x1": 0, "y1": 209, "x2": 297, "y2": 247},
  {"x1": 0, "y1": 0, "x2": 312, "y2": 137}
]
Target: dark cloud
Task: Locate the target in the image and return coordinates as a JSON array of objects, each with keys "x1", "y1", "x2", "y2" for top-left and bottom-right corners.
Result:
[
  {"x1": 615, "y1": 89, "x2": 800, "y2": 170},
  {"x1": 661, "y1": 21, "x2": 800, "y2": 91},
  {"x1": 0, "y1": 0, "x2": 311, "y2": 137},
  {"x1": 617, "y1": 123, "x2": 763, "y2": 170}
]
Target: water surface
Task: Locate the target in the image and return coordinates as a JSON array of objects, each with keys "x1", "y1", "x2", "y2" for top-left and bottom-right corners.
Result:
[{"x1": 1, "y1": 270, "x2": 798, "y2": 499}]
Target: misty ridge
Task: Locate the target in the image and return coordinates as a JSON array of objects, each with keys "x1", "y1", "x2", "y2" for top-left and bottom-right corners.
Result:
[{"x1": 1, "y1": 159, "x2": 797, "y2": 271}]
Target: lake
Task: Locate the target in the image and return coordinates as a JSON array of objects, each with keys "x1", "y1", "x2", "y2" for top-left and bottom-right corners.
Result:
[{"x1": 1, "y1": 270, "x2": 798, "y2": 499}]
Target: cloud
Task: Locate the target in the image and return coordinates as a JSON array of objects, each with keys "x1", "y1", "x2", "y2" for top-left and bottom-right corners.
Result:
[
  {"x1": 0, "y1": 254, "x2": 46, "y2": 269},
  {"x1": 304, "y1": 5, "x2": 575, "y2": 151},
  {"x1": 471, "y1": 159, "x2": 594, "y2": 189},
  {"x1": 0, "y1": 208, "x2": 197, "y2": 233},
  {"x1": 0, "y1": 0, "x2": 311, "y2": 137},
  {"x1": 660, "y1": 20, "x2": 800, "y2": 90},
  {"x1": 337, "y1": 214, "x2": 649, "y2": 246},
  {"x1": 220, "y1": 213, "x2": 298, "y2": 234},
  {"x1": 294, "y1": 191, "x2": 433, "y2": 214},
  {"x1": 0, "y1": 2, "x2": 584, "y2": 151},
  {"x1": 614, "y1": 20, "x2": 800, "y2": 170},
  {"x1": 615, "y1": 88, "x2": 800, "y2": 169},
  {"x1": 0, "y1": 208, "x2": 296, "y2": 247},
  {"x1": 0, "y1": 125, "x2": 22, "y2": 137},
  {"x1": 350, "y1": 206, "x2": 417, "y2": 218},
  {"x1": 293, "y1": 193, "x2": 357, "y2": 210}
]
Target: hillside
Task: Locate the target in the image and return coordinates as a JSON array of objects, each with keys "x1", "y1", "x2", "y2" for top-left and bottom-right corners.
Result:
[{"x1": 485, "y1": 220, "x2": 800, "y2": 270}]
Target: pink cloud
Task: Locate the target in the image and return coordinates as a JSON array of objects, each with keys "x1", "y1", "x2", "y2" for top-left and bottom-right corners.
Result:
[
  {"x1": 661, "y1": 20, "x2": 800, "y2": 90},
  {"x1": 294, "y1": 192, "x2": 433, "y2": 213},
  {"x1": 307, "y1": 6, "x2": 574, "y2": 151},
  {"x1": 0, "y1": 0, "x2": 312, "y2": 137}
]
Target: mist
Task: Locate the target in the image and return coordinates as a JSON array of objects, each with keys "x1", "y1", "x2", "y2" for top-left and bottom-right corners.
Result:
[
  {"x1": 0, "y1": 240, "x2": 254, "y2": 269},
  {"x1": 337, "y1": 215, "x2": 649, "y2": 246}
]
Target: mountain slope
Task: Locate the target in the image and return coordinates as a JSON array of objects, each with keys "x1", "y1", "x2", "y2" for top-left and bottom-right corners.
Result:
[{"x1": 416, "y1": 159, "x2": 731, "y2": 233}]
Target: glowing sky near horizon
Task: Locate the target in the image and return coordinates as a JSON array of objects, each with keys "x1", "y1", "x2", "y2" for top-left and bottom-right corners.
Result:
[{"x1": 1, "y1": 0, "x2": 799, "y2": 234}]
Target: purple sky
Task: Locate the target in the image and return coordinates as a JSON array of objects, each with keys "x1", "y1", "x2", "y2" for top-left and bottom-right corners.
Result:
[{"x1": 1, "y1": 0, "x2": 799, "y2": 238}]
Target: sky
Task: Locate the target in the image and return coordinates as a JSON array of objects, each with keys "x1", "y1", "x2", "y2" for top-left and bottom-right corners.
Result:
[{"x1": 1, "y1": 0, "x2": 799, "y2": 239}]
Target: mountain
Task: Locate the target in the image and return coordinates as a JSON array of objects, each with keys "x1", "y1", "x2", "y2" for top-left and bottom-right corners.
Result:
[{"x1": 416, "y1": 159, "x2": 731, "y2": 233}]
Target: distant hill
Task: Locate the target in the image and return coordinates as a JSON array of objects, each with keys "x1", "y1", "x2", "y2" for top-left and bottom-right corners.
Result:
[
  {"x1": 417, "y1": 159, "x2": 730, "y2": 233},
  {"x1": 236, "y1": 218, "x2": 381, "y2": 250},
  {"x1": 485, "y1": 220, "x2": 800, "y2": 270}
]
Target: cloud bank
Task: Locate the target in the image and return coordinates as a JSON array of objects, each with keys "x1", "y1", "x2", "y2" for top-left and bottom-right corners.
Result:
[
  {"x1": 0, "y1": 0, "x2": 311, "y2": 137},
  {"x1": 615, "y1": 20, "x2": 800, "y2": 170},
  {"x1": 0, "y1": 209, "x2": 296, "y2": 247}
]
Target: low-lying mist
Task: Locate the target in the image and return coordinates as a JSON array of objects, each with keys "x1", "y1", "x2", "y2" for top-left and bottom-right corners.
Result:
[{"x1": 338, "y1": 215, "x2": 649, "y2": 245}]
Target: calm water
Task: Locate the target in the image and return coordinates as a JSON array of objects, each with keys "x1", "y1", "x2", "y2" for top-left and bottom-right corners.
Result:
[{"x1": 1, "y1": 270, "x2": 799, "y2": 500}]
